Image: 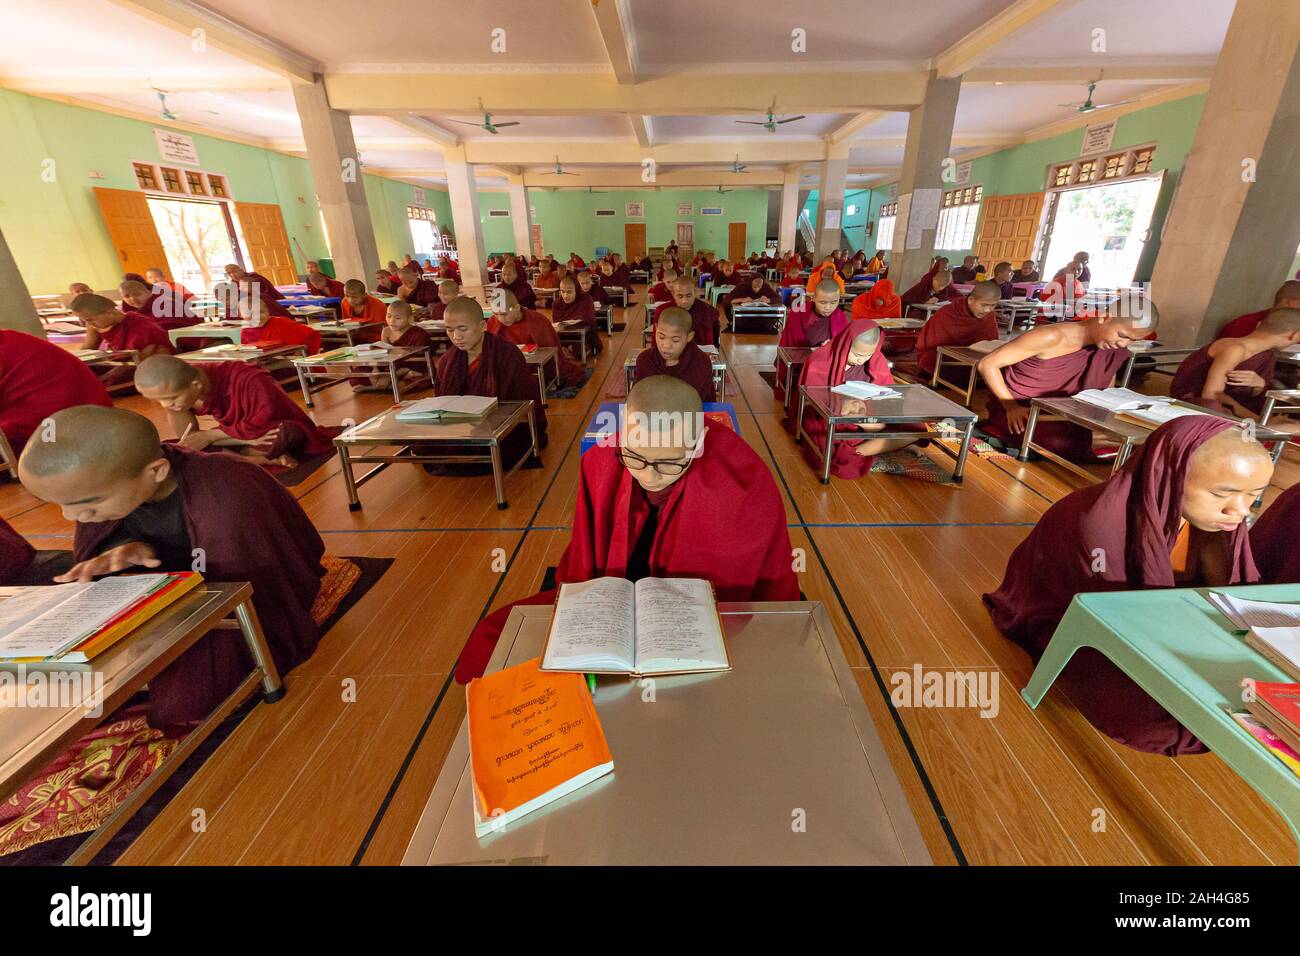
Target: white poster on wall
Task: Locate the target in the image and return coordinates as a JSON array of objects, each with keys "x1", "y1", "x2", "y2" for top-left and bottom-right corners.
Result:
[
  {"x1": 412, "y1": 186, "x2": 426, "y2": 205},
  {"x1": 954, "y1": 161, "x2": 973, "y2": 185},
  {"x1": 906, "y1": 187, "x2": 941, "y2": 249},
  {"x1": 154, "y1": 128, "x2": 199, "y2": 166},
  {"x1": 676, "y1": 202, "x2": 693, "y2": 216},
  {"x1": 1081, "y1": 120, "x2": 1116, "y2": 155},
  {"x1": 824, "y1": 208, "x2": 841, "y2": 230},
  {"x1": 625, "y1": 202, "x2": 645, "y2": 217}
]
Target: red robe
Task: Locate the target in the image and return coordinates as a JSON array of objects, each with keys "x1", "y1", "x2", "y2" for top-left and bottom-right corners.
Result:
[
  {"x1": 74, "y1": 444, "x2": 324, "y2": 726},
  {"x1": 778, "y1": 305, "x2": 849, "y2": 349},
  {"x1": 982, "y1": 346, "x2": 1132, "y2": 461},
  {"x1": 1170, "y1": 343, "x2": 1275, "y2": 416},
  {"x1": 307, "y1": 277, "x2": 345, "y2": 298},
  {"x1": 0, "y1": 330, "x2": 111, "y2": 454},
  {"x1": 436, "y1": 330, "x2": 548, "y2": 447},
  {"x1": 652, "y1": 299, "x2": 720, "y2": 347},
  {"x1": 497, "y1": 275, "x2": 537, "y2": 309},
  {"x1": 99, "y1": 311, "x2": 174, "y2": 355},
  {"x1": 197, "y1": 361, "x2": 334, "y2": 459},
  {"x1": 242, "y1": 314, "x2": 321, "y2": 355},
  {"x1": 799, "y1": 319, "x2": 894, "y2": 478},
  {"x1": 487, "y1": 310, "x2": 585, "y2": 387},
  {"x1": 0, "y1": 516, "x2": 34, "y2": 584},
  {"x1": 396, "y1": 281, "x2": 440, "y2": 308},
  {"x1": 850, "y1": 279, "x2": 901, "y2": 322},
  {"x1": 240, "y1": 272, "x2": 280, "y2": 299},
  {"x1": 900, "y1": 278, "x2": 960, "y2": 311},
  {"x1": 984, "y1": 416, "x2": 1257, "y2": 755},
  {"x1": 648, "y1": 281, "x2": 673, "y2": 304},
  {"x1": 455, "y1": 419, "x2": 799, "y2": 682},
  {"x1": 551, "y1": 291, "x2": 603, "y2": 355},
  {"x1": 1215, "y1": 308, "x2": 1269, "y2": 340},
  {"x1": 634, "y1": 343, "x2": 717, "y2": 403},
  {"x1": 1251, "y1": 483, "x2": 1300, "y2": 584},
  {"x1": 139, "y1": 289, "x2": 198, "y2": 332},
  {"x1": 914, "y1": 297, "x2": 999, "y2": 376},
  {"x1": 725, "y1": 281, "x2": 779, "y2": 311}
]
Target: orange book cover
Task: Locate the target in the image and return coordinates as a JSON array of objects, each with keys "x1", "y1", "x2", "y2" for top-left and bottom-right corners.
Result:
[
  {"x1": 466, "y1": 657, "x2": 613, "y2": 837},
  {"x1": 66, "y1": 572, "x2": 203, "y2": 662}
]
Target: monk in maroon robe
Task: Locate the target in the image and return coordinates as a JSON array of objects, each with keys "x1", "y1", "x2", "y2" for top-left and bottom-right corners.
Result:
[
  {"x1": 1216, "y1": 283, "x2": 1300, "y2": 339},
  {"x1": 900, "y1": 267, "x2": 960, "y2": 313},
  {"x1": 984, "y1": 417, "x2": 1275, "y2": 755},
  {"x1": 0, "y1": 330, "x2": 111, "y2": 456},
  {"x1": 455, "y1": 374, "x2": 799, "y2": 682},
  {"x1": 496, "y1": 261, "x2": 536, "y2": 309},
  {"x1": 1251, "y1": 482, "x2": 1300, "y2": 583},
  {"x1": 18, "y1": 406, "x2": 325, "y2": 727},
  {"x1": 224, "y1": 264, "x2": 279, "y2": 300},
  {"x1": 652, "y1": 277, "x2": 722, "y2": 346},
  {"x1": 239, "y1": 296, "x2": 321, "y2": 355},
  {"x1": 427, "y1": 279, "x2": 460, "y2": 323},
  {"x1": 635, "y1": 307, "x2": 717, "y2": 403},
  {"x1": 134, "y1": 354, "x2": 334, "y2": 467},
  {"x1": 725, "y1": 275, "x2": 779, "y2": 316},
  {"x1": 647, "y1": 269, "x2": 677, "y2": 305},
  {"x1": 71, "y1": 294, "x2": 173, "y2": 361},
  {"x1": 488, "y1": 290, "x2": 585, "y2": 389},
  {"x1": 394, "y1": 268, "x2": 440, "y2": 309},
  {"x1": 120, "y1": 279, "x2": 196, "y2": 333},
  {"x1": 578, "y1": 270, "x2": 610, "y2": 306},
  {"x1": 551, "y1": 275, "x2": 603, "y2": 356},
  {"x1": 978, "y1": 303, "x2": 1156, "y2": 461},
  {"x1": 0, "y1": 516, "x2": 34, "y2": 584},
  {"x1": 1171, "y1": 309, "x2": 1300, "y2": 419},
  {"x1": 914, "y1": 281, "x2": 1001, "y2": 376},
  {"x1": 305, "y1": 271, "x2": 345, "y2": 299}
]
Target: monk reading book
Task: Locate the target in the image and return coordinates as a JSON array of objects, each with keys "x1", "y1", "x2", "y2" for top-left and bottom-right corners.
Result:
[
  {"x1": 497, "y1": 261, "x2": 537, "y2": 309},
  {"x1": 488, "y1": 289, "x2": 585, "y2": 389},
  {"x1": 635, "y1": 306, "x2": 717, "y2": 403},
  {"x1": 654, "y1": 277, "x2": 722, "y2": 347},
  {"x1": 144, "y1": 267, "x2": 193, "y2": 303},
  {"x1": 239, "y1": 295, "x2": 321, "y2": 355},
  {"x1": 779, "y1": 279, "x2": 850, "y2": 349},
  {"x1": 534, "y1": 258, "x2": 560, "y2": 290},
  {"x1": 134, "y1": 354, "x2": 334, "y2": 468},
  {"x1": 341, "y1": 279, "x2": 387, "y2": 342},
  {"x1": 577, "y1": 269, "x2": 609, "y2": 306},
  {"x1": 900, "y1": 267, "x2": 960, "y2": 312},
  {"x1": 647, "y1": 268, "x2": 677, "y2": 305},
  {"x1": 305, "y1": 271, "x2": 345, "y2": 299},
  {"x1": 1012, "y1": 260, "x2": 1039, "y2": 283},
  {"x1": 914, "y1": 280, "x2": 1002, "y2": 377},
  {"x1": 1251, "y1": 482, "x2": 1300, "y2": 584},
  {"x1": 394, "y1": 268, "x2": 439, "y2": 309},
  {"x1": 951, "y1": 256, "x2": 981, "y2": 284},
  {"x1": 991, "y1": 261, "x2": 1015, "y2": 299},
  {"x1": 374, "y1": 269, "x2": 399, "y2": 295},
  {"x1": 984, "y1": 417, "x2": 1273, "y2": 755},
  {"x1": 805, "y1": 263, "x2": 845, "y2": 297},
  {"x1": 977, "y1": 300, "x2": 1156, "y2": 461},
  {"x1": 725, "y1": 274, "x2": 779, "y2": 319},
  {"x1": 71, "y1": 293, "x2": 173, "y2": 362},
  {"x1": 1170, "y1": 307, "x2": 1300, "y2": 420},
  {"x1": 349, "y1": 299, "x2": 435, "y2": 392},
  {"x1": 454, "y1": 374, "x2": 799, "y2": 682},
  {"x1": 1215, "y1": 281, "x2": 1300, "y2": 339},
  {"x1": 223, "y1": 263, "x2": 279, "y2": 300},
  {"x1": 552, "y1": 275, "x2": 603, "y2": 357},
  {"x1": 18, "y1": 405, "x2": 325, "y2": 727},
  {"x1": 850, "y1": 278, "x2": 902, "y2": 322},
  {"x1": 0, "y1": 331, "x2": 112, "y2": 457}
]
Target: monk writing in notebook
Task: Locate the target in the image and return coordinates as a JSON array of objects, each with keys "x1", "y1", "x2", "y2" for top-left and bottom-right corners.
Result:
[
  {"x1": 1215, "y1": 281, "x2": 1300, "y2": 339},
  {"x1": 70, "y1": 293, "x2": 173, "y2": 361},
  {"x1": 1170, "y1": 307, "x2": 1300, "y2": 421},
  {"x1": 455, "y1": 375, "x2": 799, "y2": 682},
  {"x1": 488, "y1": 288, "x2": 585, "y2": 389},
  {"x1": 985, "y1": 417, "x2": 1273, "y2": 755},
  {"x1": 134, "y1": 354, "x2": 334, "y2": 468},
  {"x1": 239, "y1": 295, "x2": 321, "y2": 355},
  {"x1": 900, "y1": 267, "x2": 959, "y2": 313},
  {"x1": 634, "y1": 307, "x2": 717, "y2": 403},
  {"x1": 552, "y1": 274, "x2": 602, "y2": 357},
  {"x1": 0, "y1": 330, "x2": 111, "y2": 456},
  {"x1": 395, "y1": 268, "x2": 439, "y2": 309},
  {"x1": 914, "y1": 280, "x2": 1002, "y2": 377},
  {"x1": 18, "y1": 405, "x2": 325, "y2": 727},
  {"x1": 1251, "y1": 482, "x2": 1300, "y2": 584},
  {"x1": 654, "y1": 277, "x2": 722, "y2": 347},
  {"x1": 977, "y1": 300, "x2": 1156, "y2": 461}
]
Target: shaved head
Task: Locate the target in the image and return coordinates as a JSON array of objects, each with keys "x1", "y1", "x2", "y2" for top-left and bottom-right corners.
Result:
[
  {"x1": 1105, "y1": 295, "x2": 1160, "y2": 333},
  {"x1": 120, "y1": 280, "x2": 149, "y2": 297},
  {"x1": 1183, "y1": 426, "x2": 1274, "y2": 532},
  {"x1": 343, "y1": 279, "x2": 366, "y2": 295},
  {"x1": 671, "y1": 275, "x2": 694, "y2": 291},
  {"x1": 657, "y1": 306, "x2": 693, "y2": 335},
  {"x1": 816, "y1": 279, "x2": 840, "y2": 296},
  {"x1": 627, "y1": 373, "x2": 703, "y2": 420},
  {"x1": 853, "y1": 326, "x2": 882, "y2": 348},
  {"x1": 446, "y1": 295, "x2": 487, "y2": 325},
  {"x1": 932, "y1": 269, "x2": 953, "y2": 288},
  {"x1": 69, "y1": 293, "x2": 117, "y2": 316},
  {"x1": 20, "y1": 406, "x2": 162, "y2": 487},
  {"x1": 135, "y1": 354, "x2": 200, "y2": 393},
  {"x1": 1271, "y1": 283, "x2": 1300, "y2": 307},
  {"x1": 1259, "y1": 307, "x2": 1300, "y2": 335},
  {"x1": 970, "y1": 280, "x2": 1002, "y2": 302},
  {"x1": 438, "y1": 279, "x2": 459, "y2": 294}
]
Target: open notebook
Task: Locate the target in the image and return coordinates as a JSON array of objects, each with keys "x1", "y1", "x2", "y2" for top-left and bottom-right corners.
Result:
[
  {"x1": 1208, "y1": 591, "x2": 1300, "y2": 682},
  {"x1": 540, "y1": 577, "x2": 731, "y2": 676},
  {"x1": 1074, "y1": 388, "x2": 1173, "y2": 412},
  {"x1": 831, "y1": 381, "x2": 901, "y2": 400},
  {"x1": 395, "y1": 395, "x2": 497, "y2": 423},
  {"x1": 1115, "y1": 403, "x2": 1209, "y2": 429}
]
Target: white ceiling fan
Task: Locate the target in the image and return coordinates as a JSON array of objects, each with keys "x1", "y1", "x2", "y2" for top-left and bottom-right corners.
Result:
[
  {"x1": 446, "y1": 98, "x2": 521, "y2": 134},
  {"x1": 1059, "y1": 73, "x2": 1138, "y2": 114},
  {"x1": 150, "y1": 85, "x2": 219, "y2": 123},
  {"x1": 548, "y1": 156, "x2": 579, "y2": 176},
  {"x1": 735, "y1": 98, "x2": 806, "y2": 133}
]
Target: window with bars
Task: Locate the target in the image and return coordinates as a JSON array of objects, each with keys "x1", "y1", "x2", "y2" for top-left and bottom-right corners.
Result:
[
  {"x1": 876, "y1": 201, "x2": 897, "y2": 252},
  {"x1": 1047, "y1": 145, "x2": 1156, "y2": 189},
  {"x1": 133, "y1": 163, "x2": 158, "y2": 190},
  {"x1": 133, "y1": 162, "x2": 230, "y2": 199},
  {"x1": 1101, "y1": 153, "x2": 1127, "y2": 179},
  {"x1": 1077, "y1": 158, "x2": 1098, "y2": 183},
  {"x1": 407, "y1": 205, "x2": 436, "y2": 222},
  {"x1": 159, "y1": 166, "x2": 185, "y2": 193},
  {"x1": 208, "y1": 174, "x2": 228, "y2": 198},
  {"x1": 935, "y1": 185, "x2": 983, "y2": 251},
  {"x1": 1053, "y1": 164, "x2": 1072, "y2": 187},
  {"x1": 1131, "y1": 147, "x2": 1155, "y2": 174},
  {"x1": 185, "y1": 171, "x2": 207, "y2": 195}
]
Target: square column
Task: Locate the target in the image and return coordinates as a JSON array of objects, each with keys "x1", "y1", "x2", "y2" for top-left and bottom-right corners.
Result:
[
  {"x1": 506, "y1": 175, "x2": 534, "y2": 258},
  {"x1": 813, "y1": 146, "x2": 849, "y2": 260},
  {"x1": 891, "y1": 71, "x2": 961, "y2": 292},
  {"x1": 778, "y1": 166, "x2": 801, "y2": 256},
  {"x1": 444, "y1": 146, "x2": 487, "y2": 297}
]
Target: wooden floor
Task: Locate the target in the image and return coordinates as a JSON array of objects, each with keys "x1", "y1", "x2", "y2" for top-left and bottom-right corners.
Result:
[{"x1": 5, "y1": 296, "x2": 1297, "y2": 866}]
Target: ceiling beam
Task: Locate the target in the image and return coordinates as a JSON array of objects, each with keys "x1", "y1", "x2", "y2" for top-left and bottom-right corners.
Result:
[
  {"x1": 0, "y1": 72, "x2": 288, "y2": 94},
  {"x1": 386, "y1": 114, "x2": 461, "y2": 147},
  {"x1": 523, "y1": 168, "x2": 787, "y2": 189},
  {"x1": 461, "y1": 139, "x2": 836, "y2": 165},
  {"x1": 629, "y1": 114, "x2": 653, "y2": 147},
  {"x1": 934, "y1": 0, "x2": 1083, "y2": 78},
  {"x1": 828, "y1": 110, "x2": 889, "y2": 144},
  {"x1": 963, "y1": 63, "x2": 1217, "y2": 85},
  {"x1": 323, "y1": 69, "x2": 929, "y2": 114},
  {"x1": 103, "y1": 0, "x2": 319, "y2": 82},
  {"x1": 590, "y1": 0, "x2": 638, "y2": 84}
]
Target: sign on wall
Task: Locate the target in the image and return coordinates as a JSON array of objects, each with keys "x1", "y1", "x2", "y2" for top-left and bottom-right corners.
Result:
[
  {"x1": 625, "y1": 202, "x2": 645, "y2": 217},
  {"x1": 954, "y1": 161, "x2": 973, "y2": 185},
  {"x1": 676, "y1": 202, "x2": 693, "y2": 216},
  {"x1": 1081, "y1": 120, "x2": 1117, "y2": 155},
  {"x1": 823, "y1": 209, "x2": 841, "y2": 230},
  {"x1": 595, "y1": 208, "x2": 616, "y2": 217},
  {"x1": 154, "y1": 129, "x2": 200, "y2": 166},
  {"x1": 488, "y1": 209, "x2": 510, "y2": 218},
  {"x1": 906, "y1": 188, "x2": 942, "y2": 250},
  {"x1": 412, "y1": 186, "x2": 426, "y2": 205},
  {"x1": 701, "y1": 207, "x2": 722, "y2": 216}
]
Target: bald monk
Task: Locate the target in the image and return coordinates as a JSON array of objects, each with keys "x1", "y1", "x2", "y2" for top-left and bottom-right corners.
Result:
[
  {"x1": 375, "y1": 268, "x2": 400, "y2": 295},
  {"x1": 534, "y1": 258, "x2": 560, "y2": 290},
  {"x1": 1215, "y1": 281, "x2": 1300, "y2": 339},
  {"x1": 488, "y1": 289, "x2": 585, "y2": 389},
  {"x1": 436, "y1": 255, "x2": 460, "y2": 281},
  {"x1": 951, "y1": 256, "x2": 982, "y2": 284},
  {"x1": 341, "y1": 278, "x2": 387, "y2": 342},
  {"x1": 70, "y1": 293, "x2": 173, "y2": 360},
  {"x1": 19, "y1": 407, "x2": 323, "y2": 726},
  {"x1": 1012, "y1": 259, "x2": 1039, "y2": 283},
  {"x1": 850, "y1": 278, "x2": 901, "y2": 322},
  {"x1": 713, "y1": 259, "x2": 741, "y2": 287},
  {"x1": 799, "y1": 321, "x2": 919, "y2": 478},
  {"x1": 635, "y1": 307, "x2": 717, "y2": 403},
  {"x1": 134, "y1": 354, "x2": 333, "y2": 467},
  {"x1": 900, "y1": 268, "x2": 960, "y2": 313},
  {"x1": 223, "y1": 263, "x2": 279, "y2": 300},
  {"x1": 552, "y1": 274, "x2": 603, "y2": 357},
  {"x1": 437, "y1": 296, "x2": 548, "y2": 462},
  {"x1": 497, "y1": 260, "x2": 536, "y2": 309},
  {"x1": 455, "y1": 375, "x2": 799, "y2": 682},
  {"x1": 0, "y1": 331, "x2": 111, "y2": 457},
  {"x1": 978, "y1": 301, "x2": 1156, "y2": 461},
  {"x1": 985, "y1": 417, "x2": 1273, "y2": 755},
  {"x1": 423, "y1": 279, "x2": 458, "y2": 323},
  {"x1": 914, "y1": 280, "x2": 1002, "y2": 377},
  {"x1": 222, "y1": 265, "x2": 292, "y2": 319},
  {"x1": 779, "y1": 279, "x2": 849, "y2": 349},
  {"x1": 239, "y1": 295, "x2": 321, "y2": 355},
  {"x1": 1171, "y1": 308, "x2": 1300, "y2": 420},
  {"x1": 1039, "y1": 260, "x2": 1085, "y2": 313},
  {"x1": 866, "y1": 252, "x2": 885, "y2": 274},
  {"x1": 144, "y1": 267, "x2": 193, "y2": 302},
  {"x1": 577, "y1": 269, "x2": 610, "y2": 306},
  {"x1": 654, "y1": 277, "x2": 722, "y2": 347},
  {"x1": 725, "y1": 274, "x2": 779, "y2": 317},
  {"x1": 120, "y1": 279, "x2": 195, "y2": 333},
  {"x1": 67, "y1": 282, "x2": 93, "y2": 299},
  {"x1": 394, "y1": 268, "x2": 439, "y2": 309},
  {"x1": 648, "y1": 268, "x2": 677, "y2": 305},
  {"x1": 305, "y1": 270, "x2": 345, "y2": 299},
  {"x1": 990, "y1": 261, "x2": 1015, "y2": 299},
  {"x1": 351, "y1": 300, "x2": 435, "y2": 393},
  {"x1": 1251, "y1": 482, "x2": 1300, "y2": 584}
]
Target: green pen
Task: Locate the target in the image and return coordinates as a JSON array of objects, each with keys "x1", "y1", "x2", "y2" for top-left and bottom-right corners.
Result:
[{"x1": 586, "y1": 672, "x2": 597, "y2": 696}]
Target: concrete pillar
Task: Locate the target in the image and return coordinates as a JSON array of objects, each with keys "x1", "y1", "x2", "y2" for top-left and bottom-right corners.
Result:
[
  {"x1": 1149, "y1": 0, "x2": 1300, "y2": 344},
  {"x1": 813, "y1": 145, "x2": 849, "y2": 260},
  {"x1": 291, "y1": 77, "x2": 380, "y2": 282},
  {"x1": 892, "y1": 70, "x2": 962, "y2": 292},
  {"x1": 778, "y1": 166, "x2": 801, "y2": 256},
  {"x1": 506, "y1": 176, "x2": 534, "y2": 258},
  {"x1": 444, "y1": 146, "x2": 487, "y2": 297},
  {"x1": 0, "y1": 227, "x2": 43, "y2": 336}
]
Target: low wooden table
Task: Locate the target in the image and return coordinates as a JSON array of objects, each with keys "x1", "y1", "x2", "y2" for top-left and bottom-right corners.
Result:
[{"x1": 181, "y1": 343, "x2": 308, "y2": 371}]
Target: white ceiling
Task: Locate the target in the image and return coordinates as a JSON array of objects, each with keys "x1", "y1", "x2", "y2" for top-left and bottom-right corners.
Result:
[{"x1": 0, "y1": 0, "x2": 1231, "y2": 189}]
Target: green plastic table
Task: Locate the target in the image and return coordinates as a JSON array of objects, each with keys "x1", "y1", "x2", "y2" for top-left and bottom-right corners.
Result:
[{"x1": 1022, "y1": 584, "x2": 1300, "y2": 862}]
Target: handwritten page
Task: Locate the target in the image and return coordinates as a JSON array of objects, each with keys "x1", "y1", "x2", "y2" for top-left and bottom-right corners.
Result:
[
  {"x1": 543, "y1": 577, "x2": 636, "y2": 671},
  {"x1": 633, "y1": 577, "x2": 726, "y2": 672},
  {"x1": 1208, "y1": 593, "x2": 1300, "y2": 630},
  {"x1": 0, "y1": 575, "x2": 168, "y2": 660}
]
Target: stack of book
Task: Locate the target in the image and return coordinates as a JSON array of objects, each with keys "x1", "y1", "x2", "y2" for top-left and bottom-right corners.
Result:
[{"x1": 395, "y1": 395, "x2": 497, "y2": 423}]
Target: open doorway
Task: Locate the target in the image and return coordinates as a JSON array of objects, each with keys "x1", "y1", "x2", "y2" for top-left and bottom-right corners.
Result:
[
  {"x1": 146, "y1": 196, "x2": 239, "y2": 294},
  {"x1": 1040, "y1": 175, "x2": 1164, "y2": 289}
]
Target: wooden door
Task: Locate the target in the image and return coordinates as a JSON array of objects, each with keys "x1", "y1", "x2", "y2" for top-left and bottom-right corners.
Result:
[
  {"x1": 624, "y1": 223, "x2": 646, "y2": 262},
  {"x1": 93, "y1": 187, "x2": 168, "y2": 276},
  {"x1": 675, "y1": 222, "x2": 694, "y2": 263},
  {"x1": 975, "y1": 192, "x2": 1044, "y2": 266},
  {"x1": 234, "y1": 202, "x2": 297, "y2": 285},
  {"x1": 530, "y1": 223, "x2": 543, "y2": 258},
  {"x1": 727, "y1": 222, "x2": 746, "y2": 263}
]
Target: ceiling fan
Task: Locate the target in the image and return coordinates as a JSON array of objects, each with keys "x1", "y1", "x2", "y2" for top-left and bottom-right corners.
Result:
[
  {"x1": 150, "y1": 86, "x2": 219, "y2": 123},
  {"x1": 550, "y1": 156, "x2": 578, "y2": 176},
  {"x1": 736, "y1": 99, "x2": 806, "y2": 133},
  {"x1": 713, "y1": 183, "x2": 733, "y2": 195},
  {"x1": 730, "y1": 155, "x2": 748, "y2": 173},
  {"x1": 447, "y1": 98, "x2": 521, "y2": 135},
  {"x1": 1060, "y1": 74, "x2": 1137, "y2": 114},
  {"x1": 585, "y1": 184, "x2": 608, "y2": 194}
]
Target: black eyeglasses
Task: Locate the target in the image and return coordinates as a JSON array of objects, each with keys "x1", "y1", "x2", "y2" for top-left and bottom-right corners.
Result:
[{"x1": 619, "y1": 447, "x2": 694, "y2": 476}]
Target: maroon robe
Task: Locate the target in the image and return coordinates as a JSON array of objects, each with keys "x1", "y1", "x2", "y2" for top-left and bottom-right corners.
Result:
[
  {"x1": 74, "y1": 444, "x2": 324, "y2": 726},
  {"x1": 725, "y1": 280, "x2": 779, "y2": 312},
  {"x1": 396, "y1": 281, "x2": 440, "y2": 308},
  {"x1": 497, "y1": 275, "x2": 537, "y2": 309},
  {"x1": 240, "y1": 272, "x2": 280, "y2": 298},
  {"x1": 426, "y1": 300, "x2": 449, "y2": 323},
  {"x1": 634, "y1": 342, "x2": 717, "y2": 403},
  {"x1": 652, "y1": 299, "x2": 721, "y2": 347},
  {"x1": 799, "y1": 319, "x2": 894, "y2": 478},
  {"x1": 306, "y1": 276, "x2": 345, "y2": 298},
  {"x1": 99, "y1": 310, "x2": 174, "y2": 355},
  {"x1": 900, "y1": 280, "x2": 960, "y2": 312},
  {"x1": 982, "y1": 346, "x2": 1132, "y2": 461},
  {"x1": 1170, "y1": 343, "x2": 1275, "y2": 416},
  {"x1": 983, "y1": 416, "x2": 1258, "y2": 755},
  {"x1": 778, "y1": 305, "x2": 849, "y2": 349},
  {"x1": 197, "y1": 361, "x2": 333, "y2": 459},
  {"x1": 1251, "y1": 483, "x2": 1300, "y2": 583},
  {"x1": 648, "y1": 281, "x2": 673, "y2": 304},
  {"x1": 488, "y1": 310, "x2": 585, "y2": 387},
  {"x1": 585, "y1": 282, "x2": 611, "y2": 306},
  {"x1": 436, "y1": 329, "x2": 548, "y2": 451},
  {"x1": 1215, "y1": 308, "x2": 1269, "y2": 340},
  {"x1": 0, "y1": 330, "x2": 111, "y2": 454},
  {"x1": 551, "y1": 291, "x2": 603, "y2": 356},
  {"x1": 455, "y1": 419, "x2": 799, "y2": 682},
  {"x1": 242, "y1": 314, "x2": 321, "y2": 355},
  {"x1": 914, "y1": 297, "x2": 1000, "y2": 376},
  {"x1": 259, "y1": 292, "x2": 293, "y2": 318},
  {"x1": 139, "y1": 289, "x2": 198, "y2": 332},
  {"x1": 0, "y1": 517, "x2": 34, "y2": 584},
  {"x1": 607, "y1": 264, "x2": 630, "y2": 286}
]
